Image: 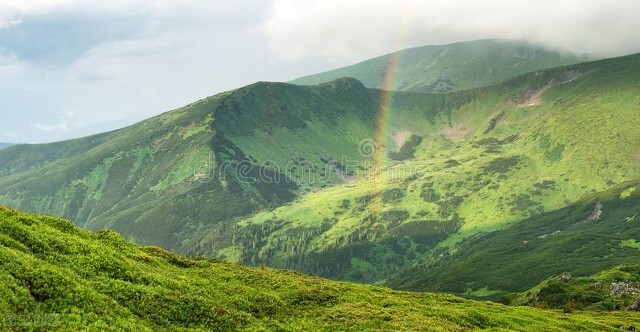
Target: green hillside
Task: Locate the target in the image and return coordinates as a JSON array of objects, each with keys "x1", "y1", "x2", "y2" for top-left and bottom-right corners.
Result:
[
  {"x1": 0, "y1": 79, "x2": 382, "y2": 250},
  {"x1": 0, "y1": 143, "x2": 13, "y2": 150},
  {"x1": 186, "y1": 53, "x2": 640, "y2": 286},
  {"x1": 0, "y1": 46, "x2": 638, "y2": 299},
  {"x1": 509, "y1": 264, "x2": 640, "y2": 312},
  {"x1": 292, "y1": 39, "x2": 588, "y2": 92},
  {"x1": 389, "y1": 181, "x2": 640, "y2": 297},
  {"x1": 1, "y1": 206, "x2": 639, "y2": 331}
]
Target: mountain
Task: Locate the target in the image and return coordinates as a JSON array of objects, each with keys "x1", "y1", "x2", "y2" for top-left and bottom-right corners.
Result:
[
  {"x1": 186, "y1": 53, "x2": 640, "y2": 286},
  {"x1": 1, "y1": 206, "x2": 638, "y2": 331},
  {"x1": 292, "y1": 39, "x2": 588, "y2": 92},
  {"x1": 0, "y1": 79, "x2": 381, "y2": 249},
  {"x1": 0, "y1": 143, "x2": 14, "y2": 149},
  {"x1": 0, "y1": 44, "x2": 638, "y2": 299}
]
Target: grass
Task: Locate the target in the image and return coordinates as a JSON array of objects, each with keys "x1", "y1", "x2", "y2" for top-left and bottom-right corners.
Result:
[
  {"x1": 620, "y1": 239, "x2": 640, "y2": 250},
  {"x1": 1, "y1": 206, "x2": 640, "y2": 331}
]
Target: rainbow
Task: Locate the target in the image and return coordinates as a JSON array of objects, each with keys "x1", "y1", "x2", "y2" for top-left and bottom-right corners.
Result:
[{"x1": 370, "y1": 50, "x2": 402, "y2": 214}]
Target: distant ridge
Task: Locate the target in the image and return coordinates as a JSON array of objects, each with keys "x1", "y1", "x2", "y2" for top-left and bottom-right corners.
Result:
[{"x1": 292, "y1": 39, "x2": 589, "y2": 92}]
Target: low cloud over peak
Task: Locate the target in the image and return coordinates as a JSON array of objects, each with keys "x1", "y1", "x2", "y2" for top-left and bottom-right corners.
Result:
[
  {"x1": 264, "y1": 0, "x2": 640, "y2": 65},
  {"x1": 1, "y1": 0, "x2": 639, "y2": 143}
]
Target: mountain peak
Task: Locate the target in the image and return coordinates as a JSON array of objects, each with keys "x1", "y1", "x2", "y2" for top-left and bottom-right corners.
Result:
[{"x1": 318, "y1": 77, "x2": 366, "y2": 88}]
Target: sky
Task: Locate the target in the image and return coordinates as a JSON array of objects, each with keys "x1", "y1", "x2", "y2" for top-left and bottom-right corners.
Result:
[{"x1": 1, "y1": 0, "x2": 640, "y2": 143}]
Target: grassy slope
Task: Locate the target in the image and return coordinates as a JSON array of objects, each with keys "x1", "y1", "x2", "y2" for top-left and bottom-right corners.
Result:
[
  {"x1": 0, "y1": 80, "x2": 382, "y2": 250},
  {"x1": 292, "y1": 39, "x2": 587, "y2": 92},
  {"x1": 509, "y1": 264, "x2": 640, "y2": 312},
  {"x1": 389, "y1": 181, "x2": 640, "y2": 297},
  {"x1": 187, "y1": 54, "x2": 640, "y2": 287},
  {"x1": 0, "y1": 98, "x2": 233, "y2": 249},
  {"x1": 1, "y1": 206, "x2": 639, "y2": 331},
  {"x1": 0, "y1": 143, "x2": 13, "y2": 150}
]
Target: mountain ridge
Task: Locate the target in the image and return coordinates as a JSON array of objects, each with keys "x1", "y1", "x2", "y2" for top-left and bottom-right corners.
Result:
[
  {"x1": 185, "y1": 52, "x2": 640, "y2": 286},
  {"x1": 291, "y1": 39, "x2": 589, "y2": 92}
]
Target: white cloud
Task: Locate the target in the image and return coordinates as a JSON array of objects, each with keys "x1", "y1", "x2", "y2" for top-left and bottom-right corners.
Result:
[
  {"x1": 0, "y1": 0, "x2": 285, "y2": 143},
  {"x1": 0, "y1": 0, "x2": 74, "y2": 12},
  {"x1": 0, "y1": 0, "x2": 235, "y2": 19},
  {"x1": 30, "y1": 122, "x2": 68, "y2": 132},
  {"x1": 29, "y1": 109, "x2": 76, "y2": 132},
  {"x1": 0, "y1": 17, "x2": 22, "y2": 29},
  {"x1": 3, "y1": 0, "x2": 640, "y2": 143},
  {"x1": 0, "y1": 53, "x2": 26, "y2": 77},
  {"x1": 0, "y1": 0, "x2": 72, "y2": 27},
  {"x1": 264, "y1": 0, "x2": 640, "y2": 65},
  {"x1": 0, "y1": 131, "x2": 16, "y2": 139}
]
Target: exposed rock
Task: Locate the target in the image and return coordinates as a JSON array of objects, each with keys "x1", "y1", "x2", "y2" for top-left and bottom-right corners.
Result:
[
  {"x1": 562, "y1": 69, "x2": 582, "y2": 83},
  {"x1": 610, "y1": 282, "x2": 640, "y2": 297},
  {"x1": 516, "y1": 82, "x2": 553, "y2": 107},
  {"x1": 589, "y1": 281, "x2": 604, "y2": 290},
  {"x1": 559, "y1": 272, "x2": 572, "y2": 282},
  {"x1": 538, "y1": 230, "x2": 561, "y2": 239},
  {"x1": 579, "y1": 202, "x2": 603, "y2": 224}
]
